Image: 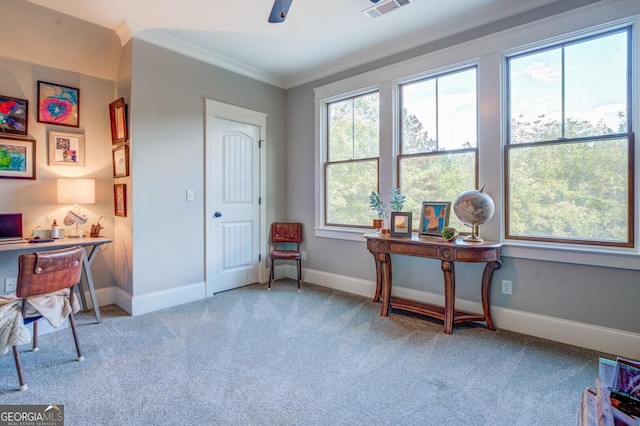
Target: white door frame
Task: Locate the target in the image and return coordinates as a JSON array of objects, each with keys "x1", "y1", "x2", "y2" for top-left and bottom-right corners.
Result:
[{"x1": 205, "y1": 99, "x2": 267, "y2": 295}]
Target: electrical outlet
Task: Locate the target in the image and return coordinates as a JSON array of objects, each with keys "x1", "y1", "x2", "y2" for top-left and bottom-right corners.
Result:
[
  {"x1": 301, "y1": 251, "x2": 307, "y2": 261},
  {"x1": 4, "y1": 277, "x2": 17, "y2": 293},
  {"x1": 186, "y1": 189, "x2": 195, "y2": 202},
  {"x1": 501, "y1": 280, "x2": 512, "y2": 295}
]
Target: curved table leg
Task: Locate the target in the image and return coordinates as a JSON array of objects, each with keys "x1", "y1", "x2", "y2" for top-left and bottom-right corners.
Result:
[
  {"x1": 441, "y1": 260, "x2": 455, "y2": 334},
  {"x1": 481, "y1": 260, "x2": 502, "y2": 331},
  {"x1": 377, "y1": 253, "x2": 392, "y2": 317}
]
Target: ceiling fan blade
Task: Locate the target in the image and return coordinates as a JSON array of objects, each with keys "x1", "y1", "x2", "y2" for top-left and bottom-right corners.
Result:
[{"x1": 268, "y1": 0, "x2": 293, "y2": 23}]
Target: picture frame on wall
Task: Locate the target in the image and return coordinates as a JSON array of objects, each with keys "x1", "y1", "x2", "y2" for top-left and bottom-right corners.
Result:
[
  {"x1": 390, "y1": 212, "x2": 413, "y2": 237},
  {"x1": 0, "y1": 136, "x2": 35, "y2": 179},
  {"x1": 109, "y1": 97, "x2": 127, "y2": 145},
  {"x1": 37, "y1": 81, "x2": 80, "y2": 127},
  {"x1": 114, "y1": 183, "x2": 127, "y2": 217},
  {"x1": 419, "y1": 201, "x2": 451, "y2": 236},
  {"x1": 112, "y1": 144, "x2": 129, "y2": 177},
  {"x1": 48, "y1": 130, "x2": 85, "y2": 166},
  {"x1": 0, "y1": 95, "x2": 28, "y2": 136}
]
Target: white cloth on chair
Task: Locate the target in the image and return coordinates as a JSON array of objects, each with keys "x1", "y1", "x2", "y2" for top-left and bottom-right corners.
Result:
[{"x1": 0, "y1": 290, "x2": 80, "y2": 355}]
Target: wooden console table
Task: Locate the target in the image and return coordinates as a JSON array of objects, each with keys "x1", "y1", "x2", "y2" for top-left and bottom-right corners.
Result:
[{"x1": 365, "y1": 233, "x2": 502, "y2": 334}]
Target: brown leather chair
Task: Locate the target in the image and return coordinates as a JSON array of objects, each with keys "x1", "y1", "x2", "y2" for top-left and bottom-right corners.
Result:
[
  {"x1": 12, "y1": 246, "x2": 85, "y2": 391},
  {"x1": 268, "y1": 222, "x2": 303, "y2": 291}
]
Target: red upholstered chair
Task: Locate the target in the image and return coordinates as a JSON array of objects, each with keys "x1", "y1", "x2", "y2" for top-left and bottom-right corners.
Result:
[
  {"x1": 268, "y1": 222, "x2": 303, "y2": 291},
  {"x1": 12, "y1": 246, "x2": 85, "y2": 391}
]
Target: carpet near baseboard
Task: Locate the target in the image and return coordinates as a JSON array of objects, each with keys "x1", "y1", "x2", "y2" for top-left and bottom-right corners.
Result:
[{"x1": 0, "y1": 280, "x2": 610, "y2": 425}]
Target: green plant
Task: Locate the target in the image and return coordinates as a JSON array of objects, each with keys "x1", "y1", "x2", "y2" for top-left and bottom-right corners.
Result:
[
  {"x1": 389, "y1": 188, "x2": 406, "y2": 212},
  {"x1": 441, "y1": 227, "x2": 457, "y2": 240},
  {"x1": 369, "y1": 191, "x2": 386, "y2": 219}
]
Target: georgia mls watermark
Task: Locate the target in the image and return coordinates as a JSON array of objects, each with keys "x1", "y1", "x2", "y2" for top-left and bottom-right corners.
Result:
[{"x1": 0, "y1": 405, "x2": 64, "y2": 426}]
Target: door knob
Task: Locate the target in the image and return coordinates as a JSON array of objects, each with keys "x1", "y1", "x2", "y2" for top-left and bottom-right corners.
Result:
[{"x1": 214, "y1": 211, "x2": 222, "y2": 218}]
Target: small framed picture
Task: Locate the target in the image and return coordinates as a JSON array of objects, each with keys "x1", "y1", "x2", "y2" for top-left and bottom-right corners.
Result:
[
  {"x1": 419, "y1": 201, "x2": 451, "y2": 236},
  {"x1": 37, "y1": 81, "x2": 80, "y2": 127},
  {"x1": 0, "y1": 136, "x2": 35, "y2": 179},
  {"x1": 49, "y1": 131, "x2": 85, "y2": 166},
  {"x1": 0, "y1": 95, "x2": 28, "y2": 136},
  {"x1": 109, "y1": 97, "x2": 127, "y2": 145},
  {"x1": 112, "y1": 144, "x2": 129, "y2": 177},
  {"x1": 114, "y1": 183, "x2": 127, "y2": 217},
  {"x1": 390, "y1": 212, "x2": 412, "y2": 237}
]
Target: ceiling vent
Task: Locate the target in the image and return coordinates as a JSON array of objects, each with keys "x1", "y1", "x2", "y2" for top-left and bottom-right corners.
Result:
[{"x1": 362, "y1": 0, "x2": 413, "y2": 19}]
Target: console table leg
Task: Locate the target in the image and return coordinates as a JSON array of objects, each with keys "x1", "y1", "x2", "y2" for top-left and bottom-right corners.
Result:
[
  {"x1": 481, "y1": 260, "x2": 502, "y2": 331},
  {"x1": 442, "y1": 260, "x2": 455, "y2": 334},
  {"x1": 378, "y1": 253, "x2": 392, "y2": 317}
]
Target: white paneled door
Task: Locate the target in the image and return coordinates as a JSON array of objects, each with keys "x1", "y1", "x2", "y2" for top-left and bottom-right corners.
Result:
[{"x1": 205, "y1": 100, "x2": 266, "y2": 295}]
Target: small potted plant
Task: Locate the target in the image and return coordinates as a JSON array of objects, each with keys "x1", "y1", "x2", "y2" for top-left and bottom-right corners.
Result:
[
  {"x1": 441, "y1": 226, "x2": 459, "y2": 242},
  {"x1": 389, "y1": 188, "x2": 406, "y2": 212},
  {"x1": 369, "y1": 191, "x2": 386, "y2": 232}
]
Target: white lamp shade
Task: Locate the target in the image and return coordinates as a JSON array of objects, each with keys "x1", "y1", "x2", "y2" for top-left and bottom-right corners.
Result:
[{"x1": 57, "y1": 179, "x2": 96, "y2": 204}]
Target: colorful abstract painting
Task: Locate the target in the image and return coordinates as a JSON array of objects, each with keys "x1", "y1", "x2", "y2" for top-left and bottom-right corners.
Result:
[
  {"x1": 0, "y1": 137, "x2": 35, "y2": 179},
  {"x1": 37, "y1": 81, "x2": 79, "y2": 127},
  {"x1": 0, "y1": 96, "x2": 28, "y2": 136}
]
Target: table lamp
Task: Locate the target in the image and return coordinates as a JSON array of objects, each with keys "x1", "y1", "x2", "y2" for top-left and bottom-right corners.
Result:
[{"x1": 57, "y1": 178, "x2": 95, "y2": 238}]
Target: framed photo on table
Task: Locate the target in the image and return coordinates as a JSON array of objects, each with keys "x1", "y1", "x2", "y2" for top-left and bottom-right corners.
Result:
[
  {"x1": 37, "y1": 81, "x2": 79, "y2": 127},
  {"x1": 114, "y1": 184, "x2": 127, "y2": 217},
  {"x1": 112, "y1": 144, "x2": 129, "y2": 177},
  {"x1": 109, "y1": 97, "x2": 127, "y2": 145},
  {"x1": 48, "y1": 131, "x2": 84, "y2": 166},
  {"x1": 0, "y1": 95, "x2": 28, "y2": 136},
  {"x1": 390, "y1": 212, "x2": 412, "y2": 237},
  {"x1": 0, "y1": 136, "x2": 35, "y2": 179},
  {"x1": 419, "y1": 201, "x2": 451, "y2": 236}
]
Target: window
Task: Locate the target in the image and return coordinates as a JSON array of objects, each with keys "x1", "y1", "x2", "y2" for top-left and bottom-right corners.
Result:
[
  {"x1": 324, "y1": 91, "x2": 379, "y2": 227},
  {"x1": 505, "y1": 28, "x2": 633, "y2": 247},
  {"x1": 399, "y1": 67, "x2": 477, "y2": 230}
]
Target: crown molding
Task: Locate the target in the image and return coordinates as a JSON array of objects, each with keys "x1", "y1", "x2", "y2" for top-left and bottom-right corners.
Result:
[{"x1": 116, "y1": 0, "x2": 589, "y2": 90}]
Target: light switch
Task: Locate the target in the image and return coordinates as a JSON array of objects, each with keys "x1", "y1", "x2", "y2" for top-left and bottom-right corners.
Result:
[{"x1": 186, "y1": 189, "x2": 195, "y2": 201}]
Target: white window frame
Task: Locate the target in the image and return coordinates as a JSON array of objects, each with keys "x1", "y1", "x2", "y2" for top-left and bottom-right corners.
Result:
[{"x1": 314, "y1": 1, "x2": 640, "y2": 269}]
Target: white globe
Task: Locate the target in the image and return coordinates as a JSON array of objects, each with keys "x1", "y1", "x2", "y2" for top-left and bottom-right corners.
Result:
[{"x1": 453, "y1": 189, "x2": 495, "y2": 228}]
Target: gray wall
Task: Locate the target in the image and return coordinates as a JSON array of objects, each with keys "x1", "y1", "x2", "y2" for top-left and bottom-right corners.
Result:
[
  {"x1": 285, "y1": 1, "x2": 640, "y2": 334},
  {"x1": 127, "y1": 40, "x2": 286, "y2": 297}
]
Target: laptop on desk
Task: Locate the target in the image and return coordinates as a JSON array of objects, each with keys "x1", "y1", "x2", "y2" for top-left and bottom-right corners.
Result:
[{"x1": 0, "y1": 213, "x2": 28, "y2": 245}]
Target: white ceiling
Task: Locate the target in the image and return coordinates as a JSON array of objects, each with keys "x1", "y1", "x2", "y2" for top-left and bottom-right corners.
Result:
[{"x1": 25, "y1": 0, "x2": 558, "y2": 88}]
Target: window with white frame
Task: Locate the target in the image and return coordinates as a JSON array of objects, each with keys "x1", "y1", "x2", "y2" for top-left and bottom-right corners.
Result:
[
  {"x1": 324, "y1": 91, "x2": 380, "y2": 227},
  {"x1": 505, "y1": 27, "x2": 633, "y2": 247},
  {"x1": 399, "y1": 67, "x2": 478, "y2": 230}
]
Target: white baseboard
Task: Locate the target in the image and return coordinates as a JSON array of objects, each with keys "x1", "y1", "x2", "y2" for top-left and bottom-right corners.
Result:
[
  {"x1": 85, "y1": 282, "x2": 206, "y2": 316},
  {"x1": 299, "y1": 267, "x2": 640, "y2": 360}
]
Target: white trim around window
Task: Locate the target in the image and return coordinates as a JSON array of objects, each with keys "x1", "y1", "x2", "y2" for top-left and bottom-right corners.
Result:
[{"x1": 314, "y1": 0, "x2": 640, "y2": 268}]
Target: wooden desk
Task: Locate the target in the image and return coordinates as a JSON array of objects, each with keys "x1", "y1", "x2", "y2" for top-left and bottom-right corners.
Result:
[
  {"x1": 0, "y1": 236, "x2": 112, "y2": 324},
  {"x1": 365, "y1": 233, "x2": 502, "y2": 334}
]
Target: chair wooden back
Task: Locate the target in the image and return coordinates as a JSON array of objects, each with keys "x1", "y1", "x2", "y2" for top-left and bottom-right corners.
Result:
[
  {"x1": 16, "y1": 246, "x2": 84, "y2": 298},
  {"x1": 270, "y1": 222, "x2": 302, "y2": 245}
]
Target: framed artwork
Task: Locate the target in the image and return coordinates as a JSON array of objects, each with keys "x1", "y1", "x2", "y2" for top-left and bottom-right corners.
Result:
[
  {"x1": 114, "y1": 184, "x2": 127, "y2": 217},
  {"x1": 419, "y1": 201, "x2": 451, "y2": 236},
  {"x1": 390, "y1": 212, "x2": 412, "y2": 237},
  {"x1": 112, "y1": 144, "x2": 129, "y2": 177},
  {"x1": 37, "y1": 81, "x2": 80, "y2": 127},
  {"x1": 0, "y1": 95, "x2": 28, "y2": 136},
  {"x1": 0, "y1": 136, "x2": 35, "y2": 179},
  {"x1": 109, "y1": 97, "x2": 127, "y2": 144},
  {"x1": 48, "y1": 130, "x2": 85, "y2": 166}
]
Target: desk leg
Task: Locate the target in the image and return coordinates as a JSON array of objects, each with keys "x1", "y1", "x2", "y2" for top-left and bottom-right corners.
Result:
[
  {"x1": 441, "y1": 260, "x2": 455, "y2": 334},
  {"x1": 481, "y1": 260, "x2": 502, "y2": 331},
  {"x1": 377, "y1": 253, "x2": 392, "y2": 317},
  {"x1": 79, "y1": 245, "x2": 103, "y2": 324}
]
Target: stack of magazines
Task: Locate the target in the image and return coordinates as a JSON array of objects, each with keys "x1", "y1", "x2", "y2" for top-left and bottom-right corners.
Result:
[{"x1": 598, "y1": 357, "x2": 640, "y2": 425}]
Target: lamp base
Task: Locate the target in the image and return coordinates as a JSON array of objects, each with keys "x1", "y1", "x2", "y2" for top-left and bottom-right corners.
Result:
[{"x1": 67, "y1": 230, "x2": 85, "y2": 238}]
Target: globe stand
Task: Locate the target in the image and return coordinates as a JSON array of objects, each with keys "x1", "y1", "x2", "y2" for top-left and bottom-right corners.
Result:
[{"x1": 462, "y1": 225, "x2": 484, "y2": 243}]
